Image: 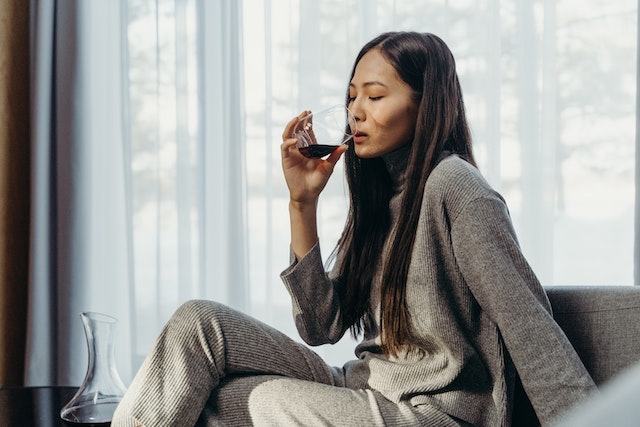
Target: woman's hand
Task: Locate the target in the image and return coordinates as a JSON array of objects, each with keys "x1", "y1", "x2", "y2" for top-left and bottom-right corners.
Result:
[
  {"x1": 281, "y1": 111, "x2": 347, "y2": 260},
  {"x1": 281, "y1": 111, "x2": 348, "y2": 205}
]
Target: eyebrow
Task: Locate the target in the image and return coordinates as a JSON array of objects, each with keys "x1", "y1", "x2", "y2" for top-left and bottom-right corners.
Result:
[{"x1": 349, "y1": 81, "x2": 389, "y2": 89}]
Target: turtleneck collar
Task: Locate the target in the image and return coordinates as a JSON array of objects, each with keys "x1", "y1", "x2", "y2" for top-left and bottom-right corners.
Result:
[{"x1": 381, "y1": 144, "x2": 411, "y2": 192}]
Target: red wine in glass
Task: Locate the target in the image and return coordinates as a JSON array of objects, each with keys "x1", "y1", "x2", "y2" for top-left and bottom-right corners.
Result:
[
  {"x1": 298, "y1": 144, "x2": 341, "y2": 158},
  {"x1": 294, "y1": 105, "x2": 356, "y2": 158}
]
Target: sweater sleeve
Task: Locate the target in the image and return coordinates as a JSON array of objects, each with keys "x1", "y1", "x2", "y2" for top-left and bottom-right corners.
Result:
[
  {"x1": 280, "y1": 242, "x2": 349, "y2": 346},
  {"x1": 450, "y1": 195, "x2": 597, "y2": 425}
]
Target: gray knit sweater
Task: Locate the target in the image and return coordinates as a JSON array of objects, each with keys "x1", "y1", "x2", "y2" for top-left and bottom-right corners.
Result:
[{"x1": 280, "y1": 152, "x2": 596, "y2": 426}]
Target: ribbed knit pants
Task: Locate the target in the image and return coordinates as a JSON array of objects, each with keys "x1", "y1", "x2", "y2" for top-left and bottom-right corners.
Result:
[{"x1": 111, "y1": 300, "x2": 461, "y2": 427}]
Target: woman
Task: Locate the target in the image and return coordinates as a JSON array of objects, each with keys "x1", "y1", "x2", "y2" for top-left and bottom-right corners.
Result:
[{"x1": 113, "y1": 31, "x2": 596, "y2": 427}]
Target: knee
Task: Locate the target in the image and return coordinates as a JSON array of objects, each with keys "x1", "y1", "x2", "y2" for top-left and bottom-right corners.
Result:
[
  {"x1": 174, "y1": 299, "x2": 215, "y2": 319},
  {"x1": 165, "y1": 299, "x2": 221, "y2": 335}
]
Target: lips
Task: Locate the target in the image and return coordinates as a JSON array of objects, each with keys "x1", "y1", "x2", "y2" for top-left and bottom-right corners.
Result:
[{"x1": 353, "y1": 132, "x2": 367, "y2": 143}]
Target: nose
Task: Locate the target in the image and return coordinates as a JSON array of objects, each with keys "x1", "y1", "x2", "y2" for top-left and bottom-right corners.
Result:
[
  {"x1": 347, "y1": 108, "x2": 360, "y2": 134},
  {"x1": 349, "y1": 103, "x2": 363, "y2": 123}
]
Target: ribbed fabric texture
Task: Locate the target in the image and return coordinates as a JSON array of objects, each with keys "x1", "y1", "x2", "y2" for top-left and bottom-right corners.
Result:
[
  {"x1": 280, "y1": 154, "x2": 597, "y2": 426},
  {"x1": 113, "y1": 152, "x2": 597, "y2": 427},
  {"x1": 112, "y1": 301, "x2": 339, "y2": 426},
  {"x1": 113, "y1": 300, "x2": 447, "y2": 426}
]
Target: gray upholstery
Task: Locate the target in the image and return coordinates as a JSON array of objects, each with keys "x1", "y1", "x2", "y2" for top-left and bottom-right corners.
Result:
[
  {"x1": 513, "y1": 285, "x2": 640, "y2": 426},
  {"x1": 549, "y1": 356, "x2": 640, "y2": 426}
]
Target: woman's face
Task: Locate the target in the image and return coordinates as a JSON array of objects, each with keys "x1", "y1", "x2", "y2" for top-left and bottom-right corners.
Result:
[{"x1": 348, "y1": 49, "x2": 419, "y2": 159}]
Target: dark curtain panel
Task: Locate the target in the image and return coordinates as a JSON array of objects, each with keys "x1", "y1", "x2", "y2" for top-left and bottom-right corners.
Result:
[
  {"x1": 0, "y1": 0, "x2": 31, "y2": 386},
  {"x1": 636, "y1": 0, "x2": 640, "y2": 286}
]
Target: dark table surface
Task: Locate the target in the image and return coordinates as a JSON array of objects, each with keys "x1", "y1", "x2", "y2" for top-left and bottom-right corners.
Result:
[{"x1": 0, "y1": 386, "x2": 79, "y2": 427}]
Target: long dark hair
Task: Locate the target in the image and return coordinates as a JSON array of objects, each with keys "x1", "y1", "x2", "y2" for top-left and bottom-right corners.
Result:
[{"x1": 337, "y1": 32, "x2": 476, "y2": 356}]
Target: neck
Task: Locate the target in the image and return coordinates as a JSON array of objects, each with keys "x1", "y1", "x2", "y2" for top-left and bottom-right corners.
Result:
[{"x1": 381, "y1": 144, "x2": 410, "y2": 192}]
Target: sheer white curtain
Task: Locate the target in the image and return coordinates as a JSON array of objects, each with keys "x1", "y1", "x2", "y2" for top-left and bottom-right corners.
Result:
[
  {"x1": 26, "y1": 0, "x2": 637, "y2": 386},
  {"x1": 27, "y1": 0, "x2": 133, "y2": 385},
  {"x1": 124, "y1": 0, "x2": 247, "y2": 372},
  {"x1": 242, "y1": 0, "x2": 637, "y2": 365},
  {"x1": 26, "y1": 0, "x2": 247, "y2": 386}
]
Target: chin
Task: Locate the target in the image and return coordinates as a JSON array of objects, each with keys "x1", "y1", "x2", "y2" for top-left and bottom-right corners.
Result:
[
  {"x1": 355, "y1": 145, "x2": 399, "y2": 159},
  {"x1": 354, "y1": 145, "x2": 381, "y2": 159}
]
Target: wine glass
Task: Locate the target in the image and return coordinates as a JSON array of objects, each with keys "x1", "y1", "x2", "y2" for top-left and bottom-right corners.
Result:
[{"x1": 294, "y1": 105, "x2": 356, "y2": 158}]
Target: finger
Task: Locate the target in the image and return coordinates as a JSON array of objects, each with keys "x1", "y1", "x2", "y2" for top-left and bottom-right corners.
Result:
[
  {"x1": 282, "y1": 137, "x2": 311, "y2": 163},
  {"x1": 325, "y1": 144, "x2": 348, "y2": 165},
  {"x1": 282, "y1": 117, "x2": 300, "y2": 141},
  {"x1": 281, "y1": 137, "x2": 300, "y2": 154},
  {"x1": 282, "y1": 111, "x2": 310, "y2": 141}
]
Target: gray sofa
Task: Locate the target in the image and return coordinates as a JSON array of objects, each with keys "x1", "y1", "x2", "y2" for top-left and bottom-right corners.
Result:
[{"x1": 513, "y1": 285, "x2": 640, "y2": 426}]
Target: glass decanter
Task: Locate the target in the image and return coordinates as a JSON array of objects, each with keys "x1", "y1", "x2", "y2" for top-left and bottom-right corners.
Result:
[{"x1": 60, "y1": 312, "x2": 127, "y2": 426}]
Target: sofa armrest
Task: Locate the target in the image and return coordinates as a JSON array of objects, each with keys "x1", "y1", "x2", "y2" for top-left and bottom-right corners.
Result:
[
  {"x1": 513, "y1": 285, "x2": 640, "y2": 427},
  {"x1": 545, "y1": 285, "x2": 640, "y2": 385}
]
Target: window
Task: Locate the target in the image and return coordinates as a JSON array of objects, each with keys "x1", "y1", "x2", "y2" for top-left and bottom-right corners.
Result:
[{"x1": 126, "y1": 0, "x2": 636, "y2": 366}]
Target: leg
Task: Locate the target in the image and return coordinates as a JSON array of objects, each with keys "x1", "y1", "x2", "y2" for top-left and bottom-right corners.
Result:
[
  {"x1": 198, "y1": 375, "x2": 463, "y2": 427},
  {"x1": 112, "y1": 300, "x2": 338, "y2": 427}
]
